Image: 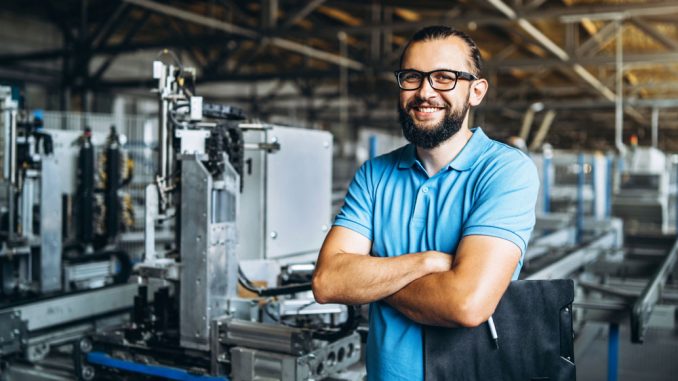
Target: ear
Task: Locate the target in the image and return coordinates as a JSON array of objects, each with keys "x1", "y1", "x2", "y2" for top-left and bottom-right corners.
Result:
[{"x1": 468, "y1": 78, "x2": 489, "y2": 107}]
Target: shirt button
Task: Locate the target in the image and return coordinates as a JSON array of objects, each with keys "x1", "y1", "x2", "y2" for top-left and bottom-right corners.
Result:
[{"x1": 422, "y1": 187, "x2": 429, "y2": 193}]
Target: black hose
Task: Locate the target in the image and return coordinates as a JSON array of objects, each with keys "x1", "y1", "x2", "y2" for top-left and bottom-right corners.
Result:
[{"x1": 237, "y1": 266, "x2": 312, "y2": 297}]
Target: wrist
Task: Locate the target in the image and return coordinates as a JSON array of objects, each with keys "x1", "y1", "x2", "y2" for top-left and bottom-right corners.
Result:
[{"x1": 421, "y1": 251, "x2": 439, "y2": 274}]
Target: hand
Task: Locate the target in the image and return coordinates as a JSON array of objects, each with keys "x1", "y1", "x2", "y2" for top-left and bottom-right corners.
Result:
[{"x1": 423, "y1": 251, "x2": 454, "y2": 273}]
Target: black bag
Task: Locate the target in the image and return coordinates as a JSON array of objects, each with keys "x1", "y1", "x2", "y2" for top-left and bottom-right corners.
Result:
[{"x1": 424, "y1": 279, "x2": 576, "y2": 381}]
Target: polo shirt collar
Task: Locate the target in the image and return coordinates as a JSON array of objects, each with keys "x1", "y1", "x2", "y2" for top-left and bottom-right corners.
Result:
[
  {"x1": 397, "y1": 127, "x2": 489, "y2": 171},
  {"x1": 447, "y1": 127, "x2": 489, "y2": 171},
  {"x1": 398, "y1": 144, "x2": 418, "y2": 169}
]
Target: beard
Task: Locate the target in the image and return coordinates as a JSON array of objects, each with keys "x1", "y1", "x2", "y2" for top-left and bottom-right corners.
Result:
[{"x1": 398, "y1": 97, "x2": 470, "y2": 149}]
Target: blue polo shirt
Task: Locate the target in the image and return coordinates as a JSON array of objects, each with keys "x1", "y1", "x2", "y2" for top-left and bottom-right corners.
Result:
[{"x1": 333, "y1": 128, "x2": 539, "y2": 381}]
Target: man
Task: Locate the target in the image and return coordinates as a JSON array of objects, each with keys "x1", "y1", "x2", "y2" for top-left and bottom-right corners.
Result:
[{"x1": 312, "y1": 26, "x2": 539, "y2": 381}]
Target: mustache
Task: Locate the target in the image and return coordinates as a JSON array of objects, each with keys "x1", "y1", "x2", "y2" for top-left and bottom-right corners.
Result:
[{"x1": 406, "y1": 98, "x2": 449, "y2": 109}]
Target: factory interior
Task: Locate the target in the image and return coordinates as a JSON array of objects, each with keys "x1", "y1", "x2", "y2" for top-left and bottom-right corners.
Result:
[{"x1": 1, "y1": 0, "x2": 678, "y2": 380}]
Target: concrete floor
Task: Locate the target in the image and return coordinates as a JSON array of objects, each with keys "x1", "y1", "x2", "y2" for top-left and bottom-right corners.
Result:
[{"x1": 577, "y1": 323, "x2": 678, "y2": 381}]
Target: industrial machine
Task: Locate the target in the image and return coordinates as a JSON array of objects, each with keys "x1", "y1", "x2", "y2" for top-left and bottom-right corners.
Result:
[
  {"x1": 74, "y1": 60, "x2": 360, "y2": 381},
  {"x1": 0, "y1": 86, "x2": 137, "y2": 372},
  {"x1": 612, "y1": 146, "x2": 670, "y2": 234}
]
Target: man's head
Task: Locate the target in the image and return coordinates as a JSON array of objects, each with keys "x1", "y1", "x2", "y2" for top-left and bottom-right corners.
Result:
[{"x1": 397, "y1": 26, "x2": 488, "y2": 149}]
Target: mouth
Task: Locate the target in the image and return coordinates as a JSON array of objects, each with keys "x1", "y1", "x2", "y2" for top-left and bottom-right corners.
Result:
[
  {"x1": 413, "y1": 106, "x2": 444, "y2": 113},
  {"x1": 409, "y1": 104, "x2": 446, "y2": 120}
]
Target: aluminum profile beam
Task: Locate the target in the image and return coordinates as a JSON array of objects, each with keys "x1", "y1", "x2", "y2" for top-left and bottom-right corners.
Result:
[
  {"x1": 631, "y1": 237, "x2": 678, "y2": 343},
  {"x1": 526, "y1": 229, "x2": 619, "y2": 280},
  {"x1": 123, "y1": 0, "x2": 364, "y2": 70}
]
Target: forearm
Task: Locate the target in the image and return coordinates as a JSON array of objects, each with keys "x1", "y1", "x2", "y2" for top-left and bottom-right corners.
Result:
[
  {"x1": 312, "y1": 252, "x2": 436, "y2": 305},
  {"x1": 384, "y1": 236, "x2": 520, "y2": 328},
  {"x1": 384, "y1": 270, "x2": 471, "y2": 327}
]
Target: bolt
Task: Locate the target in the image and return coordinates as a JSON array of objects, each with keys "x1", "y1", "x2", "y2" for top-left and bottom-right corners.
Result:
[
  {"x1": 270, "y1": 231, "x2": 278, "y2": 239},
  {"x1": 82, "y1": 366, "x2": 95, "y2": 381},
  {"x1": 79, "y1": 339, "x2": 93, "y2": 353}
]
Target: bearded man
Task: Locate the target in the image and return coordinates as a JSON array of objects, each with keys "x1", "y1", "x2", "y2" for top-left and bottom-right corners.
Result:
[{"x1": 312, "y1": 26, "x2": 540, "y2": 381}]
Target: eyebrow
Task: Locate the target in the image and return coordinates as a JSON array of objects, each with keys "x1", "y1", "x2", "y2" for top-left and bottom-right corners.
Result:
[{"x1": 400, "y1": 68, "x2": 459, "y2": 72}]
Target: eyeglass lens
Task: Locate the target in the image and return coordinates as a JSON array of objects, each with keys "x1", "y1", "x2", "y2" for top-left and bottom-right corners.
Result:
[{"x1": 398, "y1": 70, "x2": 458, "y2": 90}]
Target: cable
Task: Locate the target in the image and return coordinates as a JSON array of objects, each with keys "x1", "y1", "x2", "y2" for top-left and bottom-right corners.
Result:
[{"x1": 237, "y1": 266, "x2": 312, "y2": 297}]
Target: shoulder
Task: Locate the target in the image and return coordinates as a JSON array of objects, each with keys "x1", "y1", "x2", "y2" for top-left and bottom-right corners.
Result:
[
  {"x1": 360, "y1": 144, "x2": 410, "y2": 174},
  {"x1": 474, "y1": 138, "x2": 539, "y2": 188}
]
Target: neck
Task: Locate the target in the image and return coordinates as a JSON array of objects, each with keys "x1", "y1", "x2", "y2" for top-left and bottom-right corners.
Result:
[{"x1": 416, "y1": 124, "x2": 473, "y2": 176}]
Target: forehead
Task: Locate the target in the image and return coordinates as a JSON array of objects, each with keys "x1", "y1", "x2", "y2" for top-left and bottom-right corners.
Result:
[{"x1": 401, "y1": 36, "x2": 472, "y2": 72}]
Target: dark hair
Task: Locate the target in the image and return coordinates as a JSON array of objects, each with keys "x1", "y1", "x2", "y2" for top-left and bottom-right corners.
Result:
[{"x1": 399, "y1": 26, "x2": 483, "y2": 77}]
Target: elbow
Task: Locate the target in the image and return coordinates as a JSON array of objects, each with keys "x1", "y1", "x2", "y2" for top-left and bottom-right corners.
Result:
[
  {"x1": 451, "y1": 297, "x2": 494, "y2": 328},
  {"x1": 311, "y1": 270, "x2": 332, "y2": 304}
]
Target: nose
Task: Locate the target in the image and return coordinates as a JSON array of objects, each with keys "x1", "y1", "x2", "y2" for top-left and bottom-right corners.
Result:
[{"x1": 416, "y1": 75, "x2": 438, "y2": 100}]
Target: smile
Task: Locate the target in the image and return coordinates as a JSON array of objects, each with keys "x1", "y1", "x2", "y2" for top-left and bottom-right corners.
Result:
[{"x1": 415, "y1": 107, "x2": 444, "y2": 113}]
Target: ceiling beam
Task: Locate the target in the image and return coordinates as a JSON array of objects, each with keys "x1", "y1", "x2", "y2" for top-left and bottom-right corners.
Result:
[
  {"x1": 280, "y1": 0, "x2": 327, "y2": 30},
  {"x1": 480, "y1": 98, "x2": 678, "y2": 110},
  {"x1": 629, "y1": 17, "x2": 678, "y2": 51},
  {"x1": 485, "y1": 0, "x2": 616, "y2": 101},
  {"x1": 123, "y1": 0, "x2": 365, "y2": 70},
  {"x1": 335, "y1": 1, "x2": 678, "y2": 34},
  {"x1": 489, "y1": 52, "x2": 678, "y2": 70}
]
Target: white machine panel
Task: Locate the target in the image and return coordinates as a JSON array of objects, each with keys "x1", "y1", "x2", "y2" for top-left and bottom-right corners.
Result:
[{"x1": 238, "y1": 126, "x2": 332, "y2": 261}]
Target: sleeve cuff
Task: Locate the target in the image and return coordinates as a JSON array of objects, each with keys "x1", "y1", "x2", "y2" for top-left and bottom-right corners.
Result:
[
  {"x1": 333, "y1": 219, "x2": 372, "y2": 241},
  {"x1": 463, "y1": 225, "x2": 527, "y2": 256}
]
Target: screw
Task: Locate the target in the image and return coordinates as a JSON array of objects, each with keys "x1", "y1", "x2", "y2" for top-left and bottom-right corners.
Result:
[
  {"x1": 79, "y1": 339, "x2": 93, "y2": 353},
  {"x1": 82, "y1": 366, "x2": 95, "y2": 381}
]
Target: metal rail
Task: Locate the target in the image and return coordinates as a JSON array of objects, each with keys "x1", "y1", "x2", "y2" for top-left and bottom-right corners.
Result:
[{"x1": 631, "y1": 237, "x2": 678, "y2": 343}]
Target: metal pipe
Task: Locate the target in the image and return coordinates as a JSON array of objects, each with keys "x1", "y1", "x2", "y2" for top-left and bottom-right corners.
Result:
[
  {"x1": 576, "y1": 152, "x2": 585, "y2": 243},
  {"x1": 651, "y1": 107, "x2": 659, "y2": 148},
  {"x1": 529, "y1": 109, "x2": 556, "y2": 151},
  {"x1": 542, "y1": 150, "x2": 552, "y2": 214},
  {"x1": 614, "y1": 20, "x2": 626, "y2": 154},
  {"x1": 6, "y1": 101, "x2": 18, "y2": 240},
  {"x1": 158, "y1": 94, "x2": 169, "y2": 181},
  {"x1": 518, "y1": 107, "x2": 536, "y2": 141},
  {"x1": 338, "y1": 31, "x2": 349, "y2": 139},
  {"x1": 369, "y1": 135, "x2": 378, "y2": 160},
  {"x1": 607, "y1": 324, "x2": 619, "y2": 381}
]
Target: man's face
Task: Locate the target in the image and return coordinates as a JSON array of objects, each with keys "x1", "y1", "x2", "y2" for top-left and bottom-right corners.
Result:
[{"x1": 398, "y1": 37, "x2": 475, "y2": 149}]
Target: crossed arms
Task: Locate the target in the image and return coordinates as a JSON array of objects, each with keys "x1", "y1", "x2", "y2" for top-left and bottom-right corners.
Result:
[{"x1": 311, "y1": 226, "x2": 521, "y2": 328}]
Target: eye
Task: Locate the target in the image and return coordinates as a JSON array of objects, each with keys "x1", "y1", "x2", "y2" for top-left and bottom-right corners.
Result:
[
  {"x1": 431, "y1": 72, "x2": 455, "y2": 83},
  {"x1": 401, "y1": 71, "x2": 422, "y2": 82}
]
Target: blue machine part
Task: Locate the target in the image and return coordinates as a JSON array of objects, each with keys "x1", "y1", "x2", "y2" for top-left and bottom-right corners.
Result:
[
  {"x1": 605, "y1": 154, "x2": 614, "y2": 218},
  {"x1": 607, "y1": 323, "x2": 620, "y2": 381},
  {"x1": 543, "y1": 155, "x2": 551, "y2": 214},
  {"x1": 575, "y1": 153, "x2": 585, "y2": 243},
  {"x1": 368, "y1": 134, "x2": 378, "y2": 160},
  {"x1": 86, "y1": 352, "x2": 229, "y2": 381}
]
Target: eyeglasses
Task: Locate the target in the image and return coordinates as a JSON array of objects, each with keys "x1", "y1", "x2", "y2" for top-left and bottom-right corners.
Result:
[{"x1": 394, "y1": 69, "x2": 478, "y2": 91}]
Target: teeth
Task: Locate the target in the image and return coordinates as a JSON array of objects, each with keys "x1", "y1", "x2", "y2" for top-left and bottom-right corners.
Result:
[{"x1": 418, "y1": 107, "x2": 441, "y2": 113}]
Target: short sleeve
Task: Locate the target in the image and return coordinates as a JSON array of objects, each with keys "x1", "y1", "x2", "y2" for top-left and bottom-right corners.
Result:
[
  {"x1": 463, "y1": 152, "x2": 540, "y2": 256},
  {"x1": 333, "y1": 161, "x2": 374, "y2": 240}
]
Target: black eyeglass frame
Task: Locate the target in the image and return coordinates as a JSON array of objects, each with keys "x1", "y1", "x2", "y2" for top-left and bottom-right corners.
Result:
[{"x1": 394, "y1": 69, "x2": 478, "y2": 91}]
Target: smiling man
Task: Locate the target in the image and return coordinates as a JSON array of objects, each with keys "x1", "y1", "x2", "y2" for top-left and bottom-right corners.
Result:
[{"x1": 312, "y1": 26, "x2": 540, "y2": 381}]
